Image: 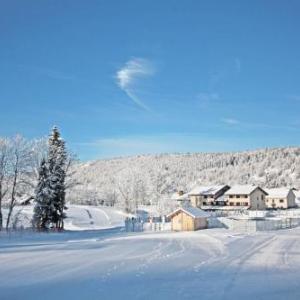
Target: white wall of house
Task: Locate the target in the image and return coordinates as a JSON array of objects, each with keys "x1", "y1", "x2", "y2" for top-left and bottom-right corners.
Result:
[
  {"x1": 266, "y1": 190, "x2": 296, "y2": 209},
  {"x1": 225, "y1": 188, "x2": 266, "y2": 210},
  {"x1": 190, "y1": 195, "x2": 215, "y2": 207},
  {"x1": 249, "y1": 188, "x2": 266, "y2": 210},
  {"x1": 226, "y1": 194, "x2": 250, "y2": 207}
]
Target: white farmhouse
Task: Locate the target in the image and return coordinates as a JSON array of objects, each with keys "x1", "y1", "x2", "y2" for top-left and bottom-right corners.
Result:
[
  {"x1": 265, "y1": 188, "x2": 296, "y2": 209},
  {"x1": 224, "y1": 185, "x2": 267, "y2": 210},
  {"x1": 188, "y1": 185, "x2": 230, "y2": 207}
]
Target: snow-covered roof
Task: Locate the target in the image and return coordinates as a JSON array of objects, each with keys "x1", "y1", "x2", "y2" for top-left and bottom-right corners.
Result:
[
  {"x1": 188, "y1": 185, "x2": 228, "y2": 196},
  {"x1": 167, "y1": 206, "x2": 210, "y2": 219},
  {"x1": 265, "y1": 188, "x2": 292, "y2": 198},
  {"x1": 171, "y1": 192, "x2": 190, "y2": 201},
  {"x1": 225, "y1": 185, "x2": 267, "y2": 195}
]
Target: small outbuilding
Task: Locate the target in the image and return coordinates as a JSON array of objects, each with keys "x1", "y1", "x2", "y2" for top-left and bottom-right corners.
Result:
[{"x1": 167, "y1": 206, "x2": 209, "y2": 231}]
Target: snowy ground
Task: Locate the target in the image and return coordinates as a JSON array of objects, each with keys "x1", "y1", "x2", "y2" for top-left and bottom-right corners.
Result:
[
  {"x1": 64, "y1": 205, "x2": 129, "y2": 230},
  {"x1": 1, "y1": 225, "x2": 300, "y2": 300},
  {"x1": 2, "y1": 204, "x2": 129, "y2": 230}
]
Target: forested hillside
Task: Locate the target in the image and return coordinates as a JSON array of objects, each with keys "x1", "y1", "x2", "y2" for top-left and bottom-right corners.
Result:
[{"x1": 68, "y1": 147, "x2": 300, "y2": 210}]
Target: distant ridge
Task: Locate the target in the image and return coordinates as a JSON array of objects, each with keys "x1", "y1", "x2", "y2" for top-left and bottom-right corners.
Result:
[{"x1": 68, "y1": 147, "x2": 300, "y2": 207}]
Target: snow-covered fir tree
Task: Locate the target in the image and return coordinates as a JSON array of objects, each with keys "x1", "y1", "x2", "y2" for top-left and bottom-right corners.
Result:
[
  {"x1": 33, "y1": 127, "x2": 67, "y2": 230},
  {"x1": 47, "y1": 127, "x2": 67, "y2": 230},
  {"x1": 32, "y1": 159, "x2": 52, "y2": 229}
]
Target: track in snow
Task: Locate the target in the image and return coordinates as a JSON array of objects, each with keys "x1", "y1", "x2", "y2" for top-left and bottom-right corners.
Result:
[{"x1": 1, "y1": 228, "x2": 300, "y2": 300}]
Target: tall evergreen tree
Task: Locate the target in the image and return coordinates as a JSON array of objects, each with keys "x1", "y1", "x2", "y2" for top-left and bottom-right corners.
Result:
[
  {"x1": 47, "y1": 127, "x2": 67, "y2": 230},
  {"x1": 33, "y1": 159, "x2": 52, "y2": 229},
  {"x1": 33, "y1": 127, "x2": 67, "y2": 230}
]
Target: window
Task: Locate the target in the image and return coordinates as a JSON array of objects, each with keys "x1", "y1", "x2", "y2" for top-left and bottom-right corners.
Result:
[
  {"x1": 229, "y1": 202, "x2": 234, "y2": 206},
  {"x1": 245, "y1": 195, "x2": 248, "y2": 198},
  {"x1": 244, "y1": 202, "x2": 249, "y2": 206},
  {"x1": 261, "y1": 195, "x2": 264, "y2": 200},
  {"x1": 203, "y1": 202, "x2": 207, "y2": 205},
  {"x1": 236, "y1": 195, "x2": 240, "y2": 198},
  {"x1": 280, "y1": 199, "x2": 284, "y2": 203},
  {"x1": 236, "y1": 202, "x2": 240, "y2": 206},
  {"x1": 229, "y1": 195, "x2": 233, "y2": 198},
  {"x1": 204, "y1": 195, "x2": 208, "y2": 199}
]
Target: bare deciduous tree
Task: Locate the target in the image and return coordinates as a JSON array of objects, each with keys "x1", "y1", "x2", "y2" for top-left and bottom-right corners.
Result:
[
  {"x1": 116, "y1": 170, "x2": 147, "y2": 214},
  {"x1": 0, "y1": 138, "x2": 9, "y2": 230},
  {"x1": 5, "y1": 135, "x2": 33, "y2": 230},
  {"x1": 65, "y1": 152, "x2": 80, "y2": 191}
]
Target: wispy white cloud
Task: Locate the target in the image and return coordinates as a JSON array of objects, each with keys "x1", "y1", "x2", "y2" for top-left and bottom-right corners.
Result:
[
  {"x1": 221, "y1": 118, "x2": 240, "y2": 125},
  {"x1": 116, "y1": 58, "x2": 155, "y2": 111}
]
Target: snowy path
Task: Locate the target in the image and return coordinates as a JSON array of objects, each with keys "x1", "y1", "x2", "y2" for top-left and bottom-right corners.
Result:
[{"x1": 1, "y1": 228, "x2": 300, "y2": 300}]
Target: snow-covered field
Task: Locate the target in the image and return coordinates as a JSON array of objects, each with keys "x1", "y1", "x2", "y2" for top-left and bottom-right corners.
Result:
[
  {"x1": 2, "y1": 204, "x2": 129, "y2": 230},
  {"x1": 1, "y1": 223, "x2": 300, "y2": 299}
]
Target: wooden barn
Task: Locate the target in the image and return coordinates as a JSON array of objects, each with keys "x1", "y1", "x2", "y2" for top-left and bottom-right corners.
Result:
[{"x1": 167, "y1": 207, "x2": 209, "y2": 231}]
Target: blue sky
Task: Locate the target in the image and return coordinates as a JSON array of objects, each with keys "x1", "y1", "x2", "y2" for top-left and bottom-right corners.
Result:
[{"x1": 1, "y1": 0, "x2": 300, "y2": 160}]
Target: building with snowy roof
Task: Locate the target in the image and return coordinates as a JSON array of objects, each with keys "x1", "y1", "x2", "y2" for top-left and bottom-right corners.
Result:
[
  {"x1": 171, "y1": 191, "x2": 190, "y2": 206},
  {"x1": 224, "y1": 185, "x2": 267, "y2": 210},
  {"x1": 265, "y1": 188, "x2": 296, "y2": 209},
  {"x1": 188, "y1": 185, "x2": 230, "y2": 207},
  {"x1": 167, "y1": 206, "x2": 209, "y2": 231}
]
